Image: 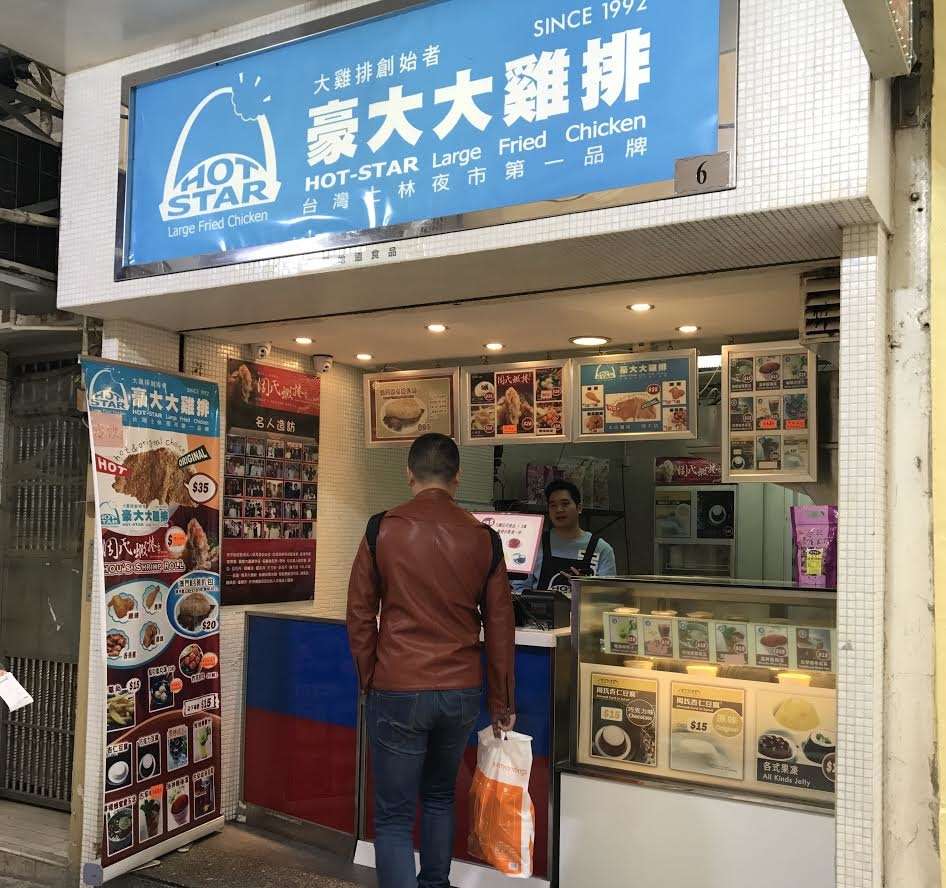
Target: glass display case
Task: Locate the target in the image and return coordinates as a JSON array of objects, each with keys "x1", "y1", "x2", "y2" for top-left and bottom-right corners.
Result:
[{"x1": 569, "y1": 576, "x2": 836, "y2": 809}]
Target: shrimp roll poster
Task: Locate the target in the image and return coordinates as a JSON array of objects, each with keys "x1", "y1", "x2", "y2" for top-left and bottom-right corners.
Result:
[
  {"x1": 574, "y1": 350, "x2": 698, "y2": 442},
  {"x1": 81, "y1": 358, "x2": 223, "y2": 879},
  {"x1": 222, "y1": 359, "x2": 319, "y2": 605}
]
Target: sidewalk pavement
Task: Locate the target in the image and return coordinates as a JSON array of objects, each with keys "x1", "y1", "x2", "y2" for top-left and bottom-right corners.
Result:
[{"x1": 110, "y1": 825, "x2": 376, "y2": 888}]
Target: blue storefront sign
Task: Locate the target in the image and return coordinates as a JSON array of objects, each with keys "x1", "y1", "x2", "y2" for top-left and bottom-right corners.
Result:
[{"x1": 120, "y1": 0, "x2": 733, "y2": 276}]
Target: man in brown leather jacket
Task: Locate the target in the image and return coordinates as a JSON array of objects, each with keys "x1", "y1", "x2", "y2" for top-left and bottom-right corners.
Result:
[{"x1": 347, "y1": 433, "x2": 516, "y2": 888}]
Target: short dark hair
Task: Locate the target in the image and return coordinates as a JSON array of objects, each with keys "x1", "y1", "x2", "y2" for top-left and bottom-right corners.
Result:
[
  {"x1": 408, "y1": 433, "x2": 460, "y2": 483},
  {"x1": 545, "y1": 479, "x2": 581, "y2": 506}
]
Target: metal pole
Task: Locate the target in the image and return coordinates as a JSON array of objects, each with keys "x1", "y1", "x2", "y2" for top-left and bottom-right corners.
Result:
[{"x1": 0, "y1": 207, "x2": 58, "y2": 228}]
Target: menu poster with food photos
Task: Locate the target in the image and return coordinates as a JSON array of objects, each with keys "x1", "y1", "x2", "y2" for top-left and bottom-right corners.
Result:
[
  {"x1": 364, "y1": 368, "x2": 459, "y2": 447},
  {"x1": 81, "y1": 358, "x2": 223, "y2": 878},
  {"x1": 722, "y1": 343, "x2": 817, "y2": 484},
  {"x1": 460, "y1": 360, "x2": 571, "y2": 445},
  {"x1": 574, "y1": 350, "x2": 698, "y2": 442},
  {"x1": 223, "y1": 359, "x2": 319, "y2": 605}
]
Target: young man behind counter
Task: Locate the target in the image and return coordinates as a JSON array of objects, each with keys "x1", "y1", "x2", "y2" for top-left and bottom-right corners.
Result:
[
  {"x1": 346, "y1": 432, "x2": 516, "y2": 888},
  {"x1": 525, "y1": 479, "x2": 617, "y2": 593}
]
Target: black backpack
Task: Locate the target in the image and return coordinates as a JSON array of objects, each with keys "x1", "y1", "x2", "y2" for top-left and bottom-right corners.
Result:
[{"x1": 365, "y1": 511, "x2": 504, "y2": 583}]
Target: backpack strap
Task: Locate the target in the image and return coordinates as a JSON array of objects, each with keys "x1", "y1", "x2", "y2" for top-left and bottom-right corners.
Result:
[
  {"x1": 366, "y1": 511, "x2": 387, "y2": 574},
  {"x1": 486, "y1": 525, "x2": 504, "y2": 577}
]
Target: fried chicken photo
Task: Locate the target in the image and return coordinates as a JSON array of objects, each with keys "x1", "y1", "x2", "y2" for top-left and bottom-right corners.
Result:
[
  {"x1": 608, "y1": 397, "x2": 658, "y2": 422},
  {"x1": 497, "y1": 387, "x2": 533, "y2": 429},
  {"x1": 113, "y1": 447, "x2": 196, "y2": 507}
]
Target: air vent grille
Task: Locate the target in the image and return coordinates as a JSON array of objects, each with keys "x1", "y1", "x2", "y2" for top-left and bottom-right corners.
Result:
[{"x1": 800, "y1": 270, "x2": 840, "y2": 342}]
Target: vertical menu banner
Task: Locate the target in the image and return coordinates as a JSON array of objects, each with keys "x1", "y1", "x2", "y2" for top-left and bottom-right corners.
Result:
[
  {"x1": 222, "y1": 359, "x2": 319, "y2": 605},
  {"x1": 82, "y1": 358, "x2": 223, "y2": 880}
]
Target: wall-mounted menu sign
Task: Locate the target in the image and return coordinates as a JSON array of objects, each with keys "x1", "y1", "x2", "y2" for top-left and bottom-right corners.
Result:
[
  {"x1": 460, "y1": 360, "x2": 571, "y2": 446},
  {"x1": 364, "y1": 368, "x2": 459, "y2": 447},
  {"x1": 574, "y1": 350, "x2": 698, "y2": 442},
  {"x1": 722, "y1": 342, "x2": 817, "y2": 483}
]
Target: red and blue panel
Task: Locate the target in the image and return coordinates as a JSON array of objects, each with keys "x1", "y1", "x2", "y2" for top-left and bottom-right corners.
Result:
[
  {"x1": 244, "y1": 616, "x2": 359, "y2": 835},
  {"x1": 363, "y1": 645, "x2": 553, "y2": 878}
]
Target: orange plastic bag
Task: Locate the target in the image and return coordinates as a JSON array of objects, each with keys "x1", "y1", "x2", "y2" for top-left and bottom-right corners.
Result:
[{"x1": 468, "y1": 728, "x2": 535, "y2": 878}]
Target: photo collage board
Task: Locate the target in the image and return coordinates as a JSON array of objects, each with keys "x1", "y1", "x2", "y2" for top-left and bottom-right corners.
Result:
[{"x1": 222, "y1": 359, "x2": 320, "y2": 605}]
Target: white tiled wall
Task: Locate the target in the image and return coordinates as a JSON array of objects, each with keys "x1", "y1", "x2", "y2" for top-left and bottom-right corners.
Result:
[
  {"x1": 836, "y1": 225, "x2": 887, "y2": 888},
  {"x1": 57, "y1": 0, "x2": 882, "y2": 315},
  {"x1": 79, "y1": 321, "x2": 492, "y2": 877}
]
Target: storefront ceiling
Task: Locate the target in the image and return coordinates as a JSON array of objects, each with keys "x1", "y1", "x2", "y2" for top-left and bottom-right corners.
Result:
[
  {"x1": 199, "y1": 264, "x2": 820, "y2": 366},
  {"x1": 2, "y1": 0, "x2": 303, "y2": 72}
]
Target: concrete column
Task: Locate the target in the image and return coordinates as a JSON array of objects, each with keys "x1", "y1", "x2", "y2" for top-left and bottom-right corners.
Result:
[{"x1": 883, "y1": 95, "x2": 938, "y2": 886}]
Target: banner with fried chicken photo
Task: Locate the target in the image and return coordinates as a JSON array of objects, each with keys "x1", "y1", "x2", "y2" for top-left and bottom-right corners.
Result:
[{"x1": 82, "y1": 358, "x2": 223, "y2": 878}]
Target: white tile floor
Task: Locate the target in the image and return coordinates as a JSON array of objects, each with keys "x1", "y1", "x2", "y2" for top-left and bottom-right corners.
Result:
[{"x1": 0, "y1": 800, "x2": 69, "y2": 865}]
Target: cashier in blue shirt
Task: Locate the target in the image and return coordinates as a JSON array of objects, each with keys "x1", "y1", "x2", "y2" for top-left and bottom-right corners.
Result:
[{"x1": 527, "y1": 480, "x2": 617, "y2": 594}]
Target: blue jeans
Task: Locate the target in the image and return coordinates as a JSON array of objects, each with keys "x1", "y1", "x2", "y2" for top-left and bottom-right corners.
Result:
[{"x1": 367, "y1": 688, "x2": 481, "y2": 888}]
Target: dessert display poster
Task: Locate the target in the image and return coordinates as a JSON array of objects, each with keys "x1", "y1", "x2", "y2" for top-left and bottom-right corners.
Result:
[
  {"x1": 223, "y1": 359, "x2": 319, "y2": 605},
  {"x1": 82, "y1": 357, "x2": 223, "y2": 878}
]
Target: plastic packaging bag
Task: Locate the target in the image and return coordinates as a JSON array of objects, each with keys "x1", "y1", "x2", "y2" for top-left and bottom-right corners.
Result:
[
  {"x1": 791, "y1": 505, "x2": 839, "y2": 588},
  {"x1": 468, "y1": 728, "x2": 535, "y2": 878}
]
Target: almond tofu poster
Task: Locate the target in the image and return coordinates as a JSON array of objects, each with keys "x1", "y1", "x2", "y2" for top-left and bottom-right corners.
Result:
[
  {"x1": 222, "y1": 359, "x2": 319, "y2": 605},
  {"x1": 82, "y1": 358, "x2": 222, "y2": 877}
]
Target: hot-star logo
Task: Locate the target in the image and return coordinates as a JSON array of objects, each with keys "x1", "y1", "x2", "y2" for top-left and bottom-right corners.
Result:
[
  {"x1": 87, "y1": 368, "x2": 129, "y2": 411},
  {"x1": 593, "y1": 365, "x2": 617, "y2": 382},
  {"x1": 160, "y1": 74, "x2": 281, "y2": 221}
]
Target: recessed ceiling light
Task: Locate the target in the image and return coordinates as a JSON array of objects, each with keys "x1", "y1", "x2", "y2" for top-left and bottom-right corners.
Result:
[
  {"x1": 628, "y1": 303, "x2": 655, "y2": 313},
  {"x1": 294, "y1": 337, "x2": 313, "y2": 345},
  {"x1": 677, "y1": 325, "x2": 701, "y2": 335},
  {"x1": 355, "y1": 353, "x2": 373, "y2": 362},
  {"x1": 484, "y1": 342, "x2": 504, "y2": 351},
  {"x1": 426, "y1": 323, "x2": 448, "y2": 333},
  {"x1": 570, "y1": 336, "x2": 612, "y2": 347}
]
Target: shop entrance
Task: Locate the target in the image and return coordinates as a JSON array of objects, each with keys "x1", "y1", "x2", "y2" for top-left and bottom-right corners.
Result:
[{"x1": 181, "y1": 259, "x2": 838, "y2": 888}]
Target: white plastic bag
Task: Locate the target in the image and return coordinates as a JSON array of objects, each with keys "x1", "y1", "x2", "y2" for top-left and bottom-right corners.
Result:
[{"x1": 468, "y1": 728, "x2": 535, "y2": 879}]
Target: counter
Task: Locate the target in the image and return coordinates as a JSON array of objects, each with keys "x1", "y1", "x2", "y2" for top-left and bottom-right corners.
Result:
[
  {"x1": 241, "y1": 613, "x2": 565, "y2": 885},
  {"x1": 558, "y1": 576, "x2": 837, "y2": 887}
]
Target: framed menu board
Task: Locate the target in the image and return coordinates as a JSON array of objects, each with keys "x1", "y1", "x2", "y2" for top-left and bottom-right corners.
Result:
[
  {"x1": 722, "y1": 342, "x2": 817, "y2": 483},
  {"x1": 573, "y1": 350, "x2": 698, "y2": 443},
  {"x1": 364, "y1": 368, "x2": 459, "y2": 448},
  {"x1": 460, "y1": 359, "x2": 572, "y2": 446}
]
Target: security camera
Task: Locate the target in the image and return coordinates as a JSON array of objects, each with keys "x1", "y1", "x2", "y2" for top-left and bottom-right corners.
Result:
[
  {"x1": 311, "y1": 354, "x2": 334, "y2": 376},
  {"x1": 251, "y1": 342, "x2": 272, "y2": 361}
]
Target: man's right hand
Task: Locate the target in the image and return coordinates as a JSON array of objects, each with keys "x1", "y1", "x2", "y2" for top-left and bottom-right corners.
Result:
[{"x1": 492, "y1": 712, "x2": 517, "y2": 738}]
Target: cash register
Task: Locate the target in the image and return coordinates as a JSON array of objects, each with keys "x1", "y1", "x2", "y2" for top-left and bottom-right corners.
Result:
[{"x1": 512, "y1": 589, "x2": 571, "y2": 630}]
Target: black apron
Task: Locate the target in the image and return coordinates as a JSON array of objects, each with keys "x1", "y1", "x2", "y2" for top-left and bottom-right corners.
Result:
[{"x1": 537, "y1": 530, "x2": 602, "y2": 593}]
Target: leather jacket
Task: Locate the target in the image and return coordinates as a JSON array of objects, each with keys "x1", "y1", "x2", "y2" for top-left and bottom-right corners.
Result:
[{"x1": 346, "y1": 488, "x2": 516, "y2": 717}]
